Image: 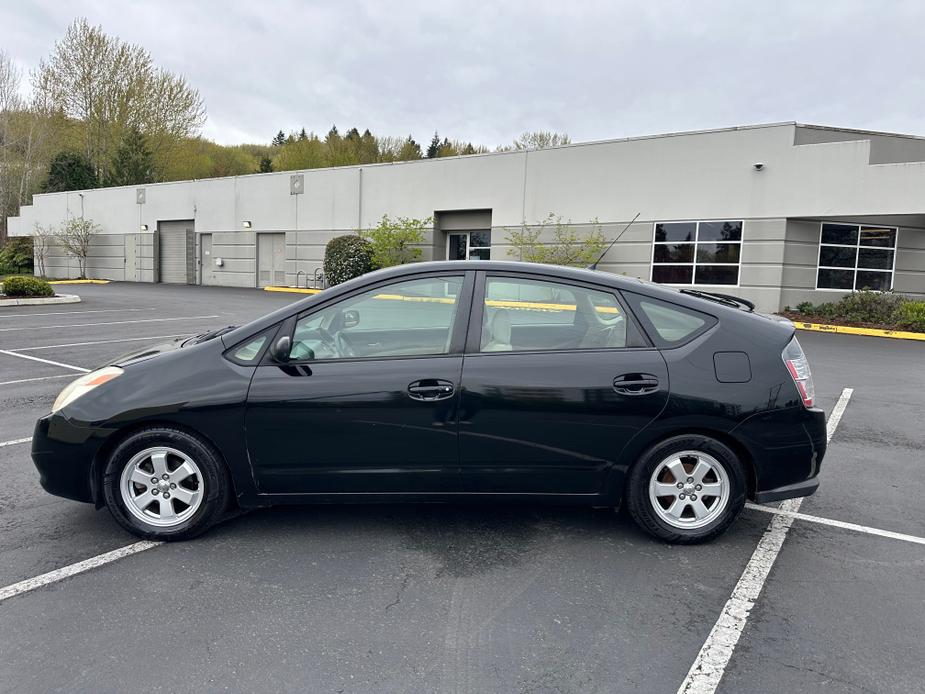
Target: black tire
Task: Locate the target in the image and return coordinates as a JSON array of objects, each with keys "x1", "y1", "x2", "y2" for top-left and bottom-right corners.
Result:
[
  {"x1": 626, "y1": 435, "x2": 746, "y2": 544},
  {"x1": 102, "y1": 427, "x2": 232, "y2": 541}
]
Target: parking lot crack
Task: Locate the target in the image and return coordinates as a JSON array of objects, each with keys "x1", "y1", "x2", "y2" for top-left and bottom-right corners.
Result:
[{"x1": 384, "y1": 566, "x2": 411, "y2": 612}]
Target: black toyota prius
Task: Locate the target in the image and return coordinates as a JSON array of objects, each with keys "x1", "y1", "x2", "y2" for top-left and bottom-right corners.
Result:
[{"x1": 31, "y1": 261, "x2": 826, "y2": 543}]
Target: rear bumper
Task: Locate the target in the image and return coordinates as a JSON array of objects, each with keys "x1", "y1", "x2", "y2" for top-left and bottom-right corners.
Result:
[
  {"x1": 31, "y1": 415, "x2": 100, "y2": 504},
  {"x1": 753, "y1": 476, "x2": 819, "y2": 503},
  {"x1": 732, "y1": 405, "x2": 827, "y2": 502}
]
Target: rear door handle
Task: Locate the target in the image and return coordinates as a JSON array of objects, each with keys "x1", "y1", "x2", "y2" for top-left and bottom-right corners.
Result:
[
  {"x1": 613, "y1": 373, "x2": 660, "y2": 395},
  {"x1": 408, "y1": 379, "x2": 455, "y2": 401}
]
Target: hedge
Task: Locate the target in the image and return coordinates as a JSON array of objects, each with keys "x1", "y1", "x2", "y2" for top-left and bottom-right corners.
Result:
[
  {"x1": 1, "y1": 275, "x2": 55, "y2": 298},
  {"x1": 790, "y1": 290, "x2": 925, "y2": 332}
]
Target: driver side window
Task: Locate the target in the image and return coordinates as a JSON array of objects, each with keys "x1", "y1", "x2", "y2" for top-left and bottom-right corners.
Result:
[{"x1": 290, "y1": 276, "x2": 464, "y2": 361}]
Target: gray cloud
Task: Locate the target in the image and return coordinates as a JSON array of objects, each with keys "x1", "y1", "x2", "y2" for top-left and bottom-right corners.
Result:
[{"x1": 2, "y1": 0, "x2": 923, "y2": 146}]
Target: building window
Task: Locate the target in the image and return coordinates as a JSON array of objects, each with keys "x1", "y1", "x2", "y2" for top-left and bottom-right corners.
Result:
[
  {"x1": 447, "y1": 230, "x2": 491, "y2": 260},
  {"x1": 651, "y1": 221, "x2": 742, "y2": 286},
  {"x1": 816, "y1": 223, "x2": 897, "y2": 291}
]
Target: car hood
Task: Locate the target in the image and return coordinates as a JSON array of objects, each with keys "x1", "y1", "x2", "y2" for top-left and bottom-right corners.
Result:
[{"x1": 109, "y1": 336, "x2": 190, "y2": 368}]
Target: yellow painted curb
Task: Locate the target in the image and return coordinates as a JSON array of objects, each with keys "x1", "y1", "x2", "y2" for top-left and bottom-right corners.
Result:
[
  {"x1": 263, "y1": 286, "x2": 322, "y2": 294},
  {"x1": 793, "y1": 321, "x2": 925, "y2": 342},
  {"x1": 47, "y1": 279, "x2": 110, "y2": 285}
]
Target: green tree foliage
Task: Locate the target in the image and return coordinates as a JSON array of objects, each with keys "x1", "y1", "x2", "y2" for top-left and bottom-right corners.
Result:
[
  {"x1": 426, "y1": 132, "x2": 440, "y2": 159},
  {"x1": 258, "y1": 155, "x2": 273, "y2": 173},
  {"x1": 272, "y1": 130, "x2": 286, "y2": 147},
  {"x1": 42, "y1": 151, "x2": 98, "y2": 192},
  {"x1": 107, "y1": 127, "x2": 154, "y2": 186},
  {"x1": 33, "y1": 18, "x2": 205, "y2": 181},
  {"x1": 506, "y1": 214, "x2": 607, "y2": 267},
  {"x1": 0, "y1": 236, "x2": 34, "y2": 274},
  {"x1": 361, "y1": 215, "x2": 431, "y2": 267},
  {"x1": 323, "y1": 234, "x2": 376, "y2": 285}
]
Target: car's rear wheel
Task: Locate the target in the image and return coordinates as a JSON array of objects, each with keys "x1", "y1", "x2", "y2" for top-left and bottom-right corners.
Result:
[
  {"x1": 626, "y1": 435, "x2": 746, "y2": 544},
  {"x1": 102, "y1": 427, "x2": 231, "y2": 541}
]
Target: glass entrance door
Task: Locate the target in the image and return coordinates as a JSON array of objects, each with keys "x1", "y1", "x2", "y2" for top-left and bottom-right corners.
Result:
[{"x1": 447, "y1": 230, "x2": 491, "y2": 260}]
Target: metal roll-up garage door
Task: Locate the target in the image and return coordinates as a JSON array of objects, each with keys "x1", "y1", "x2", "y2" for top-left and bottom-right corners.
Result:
[{"x1": 159, "y1": 221, "x2": 194, "y2": 284}]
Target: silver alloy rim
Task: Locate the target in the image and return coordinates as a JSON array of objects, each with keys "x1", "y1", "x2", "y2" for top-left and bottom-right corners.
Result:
[
  {"x1": 120, "y1": 446, "x2": 204, "y2": 528},
  {"x1": 648, "y1": 450, "x2": 730, "y2": 530}
]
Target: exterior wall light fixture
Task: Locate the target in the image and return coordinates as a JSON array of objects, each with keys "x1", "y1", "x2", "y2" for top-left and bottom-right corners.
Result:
[{"x1": 242, "y1": 221, "x2": 252, "y2": 229}]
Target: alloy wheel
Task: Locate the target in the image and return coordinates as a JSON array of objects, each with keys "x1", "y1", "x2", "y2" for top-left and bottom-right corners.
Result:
[
  {"x1": 119, "y1": 446, "x2": 204, "y2": 528},
  {"x1": 648, "y1": 450, "x2": 730, "y2": 530}
]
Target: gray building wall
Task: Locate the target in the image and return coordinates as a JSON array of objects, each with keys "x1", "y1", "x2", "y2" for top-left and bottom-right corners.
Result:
[{"x1": 8, "y1": 122, "x2": 925, "y2": 311}]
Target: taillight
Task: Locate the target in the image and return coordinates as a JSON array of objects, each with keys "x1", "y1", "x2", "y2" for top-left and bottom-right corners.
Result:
[{"x1": 782, "y1": 336, "x2": 814, "y2": 408}]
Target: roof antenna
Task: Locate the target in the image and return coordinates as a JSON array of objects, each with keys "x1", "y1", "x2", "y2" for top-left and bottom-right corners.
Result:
[{"x1": 587, "y1": 212, "x2": 640, "y2": 270}]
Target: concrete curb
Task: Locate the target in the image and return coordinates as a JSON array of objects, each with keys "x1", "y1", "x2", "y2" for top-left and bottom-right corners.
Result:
[
  {"x1": 263, "y1": 286, "x2": 322, "y2": 295},
  {"x1": 0, "y1": 293, "x2": 81, "y2": 307},
  {"x1": 793, "y1": 321, "x2": 925, "y2": 342},
  {"x1": 47, "y1": 279, "x2": 110, "y2": 285}
]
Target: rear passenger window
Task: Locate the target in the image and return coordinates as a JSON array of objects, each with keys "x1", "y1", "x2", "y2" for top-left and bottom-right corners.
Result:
[
  {"x1": 481, "y1": 277, "x2": 630, "y2": 352},
  {"x1": 624, "y1": 293, "x2": 715, "y2": 346}
]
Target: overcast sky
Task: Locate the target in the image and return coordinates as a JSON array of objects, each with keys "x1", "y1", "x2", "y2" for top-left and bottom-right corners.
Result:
[{"x1": 3, "y1": 0, "x2": 924, "y2": 147}]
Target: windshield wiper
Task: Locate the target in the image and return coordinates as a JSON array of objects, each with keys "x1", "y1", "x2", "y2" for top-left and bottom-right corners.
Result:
[{"x1": 680, "y1": 289, "x2": 755, "y2": 312}]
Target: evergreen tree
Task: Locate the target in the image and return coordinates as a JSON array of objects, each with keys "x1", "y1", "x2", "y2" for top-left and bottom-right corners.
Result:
[
  {"x1": 108, "y1": 127, "x2": 155, "y2": 186},
  {"x1": 272, "y1": 130, "x2": 286, "y2": 147},
  {"x1": 298, "y1": 128, "x2": 308, "y2": 141},
  {"x1": 42, "y1": 151, "x2": 99, "y2": 193},
  {"x1": 258, "y1": 155, "x2": 273, "y2": 173},
  {"x1": 426, "y1": 131, "x2": 440, "y2": 158}
]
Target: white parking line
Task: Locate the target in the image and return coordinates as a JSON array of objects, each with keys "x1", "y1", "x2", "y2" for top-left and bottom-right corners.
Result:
[
  {"x1": 678, "y1": 387, "x2": 854, "y2": 694},
  {"x1": 0, "y1": 374, "x2": 73, "y2": 386},
  {"x1": 10, "y1": 334, "x2": 187, "y2": 352},
  {"x1": 745, "y1": 503, "x2": 925, "y2": 547},
  {"x1": 0, "y1": 350, "x2": 90, "y2": 373},
  {"x1": 0, "y1": 437, "x2": 32, "y2": 448},
  {"x1": 0, "y1": 308, "x2": 152, "y2": 319},
  {"x1": 0, "y1": 315, "x2": 219, "y2": 332},
  {"x1": 0, "y1": 541, "x2": 161, "y2": 604}
]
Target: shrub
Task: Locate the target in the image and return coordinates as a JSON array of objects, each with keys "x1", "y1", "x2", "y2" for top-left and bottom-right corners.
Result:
[
  {"x1": 506, "y1": 213, "x2": 608, "y2": 267},
  {"x1": 795, "y1": 301, "x2": 814, "y2": 314},
  {"x1": 895, "y1": 301, "x2": 925, "y2": 332},
  {"x1": 323, "y1": 235, "x2": 376, "y2": 286},
  {"x1": 834, "y1": 290, "x2": 907, "y2": 324},
  {"x1": 2, "y1": 275, "x2": 54, "y2": 298},
  {"x1": 361, "y1": 215, "x2": 429, "y2": 267},
  {"x1": 0, "y1": 237, "x2": 35, "y2": 274}
]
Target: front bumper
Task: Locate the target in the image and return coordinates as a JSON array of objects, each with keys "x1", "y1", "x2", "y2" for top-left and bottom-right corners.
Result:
[{"x1": 31, "y1": 414, "x2": 102, "y2": 504}]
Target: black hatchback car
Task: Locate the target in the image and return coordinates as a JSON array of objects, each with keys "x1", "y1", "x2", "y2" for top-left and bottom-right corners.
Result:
[{"x1": 32, "y1": 261, "x2": 826, "y2": 543}]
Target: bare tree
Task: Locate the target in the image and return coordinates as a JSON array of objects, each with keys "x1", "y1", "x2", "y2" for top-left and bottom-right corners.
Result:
[
  {"x1": 497, "y1": 131, "x2": 572, "y2": 152},
  {"x1": 32, "y1": 222, "x2": 54, "y2": 277},
  {"x1": 56, "y1": 216, "x2": 98, "y2": 278},
  {"x1": 33, "y1": 18, "x2": 206, "y2": 179}
]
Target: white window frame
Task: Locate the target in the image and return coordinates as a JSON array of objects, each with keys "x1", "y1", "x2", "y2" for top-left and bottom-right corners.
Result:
[
  {"x1": 815, "y1": 222, "x2": 899, "y2": 292},
  {"x1": 446, "y1": 230, "x2": 492, "y2": 261},
  {"x1": 649, "y1": 220, "x2": 744, "y2": 288}
]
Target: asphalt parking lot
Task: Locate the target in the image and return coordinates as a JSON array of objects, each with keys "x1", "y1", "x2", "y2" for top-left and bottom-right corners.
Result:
[{"x1": 0, "y1": 282, "x2": 922, "y2": 693}]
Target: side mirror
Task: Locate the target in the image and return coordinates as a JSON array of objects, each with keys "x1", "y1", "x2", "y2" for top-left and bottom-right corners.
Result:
[
  {"x1": 343, "y1": 309, "x2": 360, "y2": 329},
  {"x1": 270, "y1": 335, "x2": 291, "y2": 363}
]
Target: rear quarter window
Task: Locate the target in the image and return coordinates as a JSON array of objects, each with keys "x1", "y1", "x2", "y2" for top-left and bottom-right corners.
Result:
[{"x1": 622, "y1": 292, "x2": 716, "y2": 347}]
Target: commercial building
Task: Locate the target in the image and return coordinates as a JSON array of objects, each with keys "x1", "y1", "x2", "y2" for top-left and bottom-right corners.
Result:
[{"x1": 7, "y1": 122, "x2": 925, "y2": 311}]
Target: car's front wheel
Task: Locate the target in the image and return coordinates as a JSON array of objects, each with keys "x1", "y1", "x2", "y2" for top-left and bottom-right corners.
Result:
[
  {"x1": 626, "y1": 435, "x2": 746, "y2": 544},
  {"x1": 102, "y1": 427, "x2": 231, "y2": 541}
]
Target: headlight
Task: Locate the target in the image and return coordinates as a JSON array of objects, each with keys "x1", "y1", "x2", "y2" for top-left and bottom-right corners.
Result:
[{"x1": 52, "y1": 366, "x2": 124, "y2": 413}]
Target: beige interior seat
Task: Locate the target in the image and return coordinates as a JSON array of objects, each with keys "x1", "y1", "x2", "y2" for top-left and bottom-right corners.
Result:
[{"x1": 481, "y1": 309, "x2": 513, "y2": 351}]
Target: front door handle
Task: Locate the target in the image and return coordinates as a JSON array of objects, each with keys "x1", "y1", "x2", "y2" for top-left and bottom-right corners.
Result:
[
  {"x1": 408, "y1": 379, "x2": 455, "y2": 401},
  {"x1": 613, "y1": 373, "x2": 660, "y2": 395}
]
